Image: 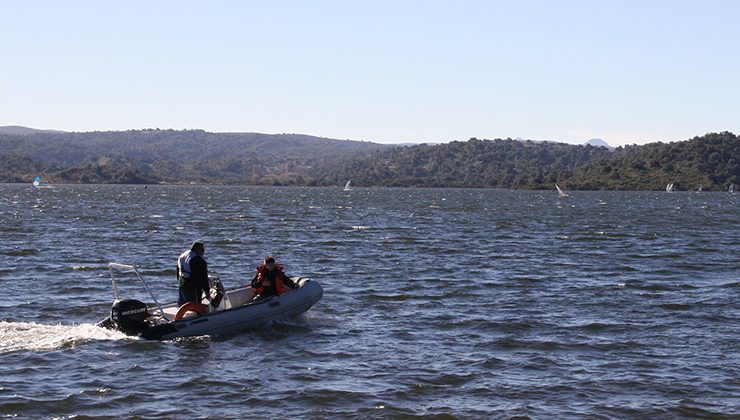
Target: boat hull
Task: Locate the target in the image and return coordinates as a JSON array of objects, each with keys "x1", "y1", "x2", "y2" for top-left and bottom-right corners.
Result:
[
  {"x1": 144, "y1": 280, "x2": 323, "y2": 340},
  {"x1": 101, "y1": 263, "x2": 323, "y2": 340},
  {"x1": 99, "y1": 279, "x2": 323, "y2": 340}
]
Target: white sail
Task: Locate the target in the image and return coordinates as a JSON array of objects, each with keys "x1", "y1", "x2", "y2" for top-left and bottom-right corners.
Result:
[
  {"x1": 343, "y1": 180, "x2": 352, "y2": 191},
  {"x1": 555, "y1": 183, "x2": 569, "y2": 197},
  {"x1": 730, "y1": 183, "x2": 736, "y2": 194},
  {"x1": 666, "y1": 183, "x2": 674, "y2": 193}
]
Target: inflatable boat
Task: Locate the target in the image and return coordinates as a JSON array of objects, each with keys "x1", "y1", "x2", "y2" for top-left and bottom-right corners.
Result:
[{"x1": 98, "y1": 263, "x2": 323, "y2": 340}]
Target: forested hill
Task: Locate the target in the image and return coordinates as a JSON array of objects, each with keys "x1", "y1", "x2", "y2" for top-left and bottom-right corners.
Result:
[
  {"x1": 0, "y1": 128, "x2": 737, "y2": 190},
  {"x1": 0, "y1": 129, "x2": 390, "y2": 184},
  {"x1": 319, "y1": 132, "x2": 738, "y2": 191},
  {"x1": 568, "y1": 132, "x2": 738, "y2": 191}
]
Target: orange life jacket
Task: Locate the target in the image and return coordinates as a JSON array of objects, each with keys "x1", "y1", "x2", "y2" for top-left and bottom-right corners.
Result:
[{"x1": 255, "y1": 264, "x2": 287, "y2": 295}]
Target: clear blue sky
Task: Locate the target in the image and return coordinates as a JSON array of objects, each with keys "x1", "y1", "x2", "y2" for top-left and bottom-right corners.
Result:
[{"x1": 2, "y1": 0, "x2": 738, "y2": 146}]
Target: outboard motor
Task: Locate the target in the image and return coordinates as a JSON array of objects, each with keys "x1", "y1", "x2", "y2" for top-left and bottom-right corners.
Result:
[{"x1": 110, "y1": 299, "x2": 149, "y2": 336}]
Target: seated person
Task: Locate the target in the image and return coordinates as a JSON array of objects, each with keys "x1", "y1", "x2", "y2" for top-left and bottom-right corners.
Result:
[{"x1": 250, "y1": 256, "x2": 297, "y2": 299}]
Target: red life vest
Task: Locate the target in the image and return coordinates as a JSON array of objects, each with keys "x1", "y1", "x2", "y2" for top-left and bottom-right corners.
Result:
[{"x1": 255, "y1": 264, "x2": 287, "y2": 295}]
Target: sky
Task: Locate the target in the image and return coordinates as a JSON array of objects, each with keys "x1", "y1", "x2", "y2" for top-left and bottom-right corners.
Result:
[{"x1": 2, "y1": 0, "x2": 739, "y2": 147}]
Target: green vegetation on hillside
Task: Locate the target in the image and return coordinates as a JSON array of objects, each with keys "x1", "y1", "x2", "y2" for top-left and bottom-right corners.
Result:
[
  {"x1": 311, "y1": 138, "x2": 612, "y2": 188},
  {"x1": 318, "y1": 132, "x2": 738, "y2": 191},
  {"x1": 0, "y1": 129, "x2": 737, "y2": 190},
  {"x1": 0, "y1": 129, "x2": 388, "y2": 185},
  {"x1": 569, "y1": 132, "x2": 739, "y2": 190}
]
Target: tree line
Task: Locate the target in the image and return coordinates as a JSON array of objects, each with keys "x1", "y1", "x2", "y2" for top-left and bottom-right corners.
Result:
[
  {"x1": 0, "y1": 129, "x2": 737, "y2": 190},
  {"x1": 308, "y1": 132, "x2": 738, "y2": 191}
]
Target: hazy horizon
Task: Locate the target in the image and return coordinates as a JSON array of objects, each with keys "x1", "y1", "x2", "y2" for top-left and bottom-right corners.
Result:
[{"x1": 0, "y1": 124, "x2": 631, "y2": 147}]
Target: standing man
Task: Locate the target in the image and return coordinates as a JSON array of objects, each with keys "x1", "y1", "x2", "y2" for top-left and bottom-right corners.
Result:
[{"x1": 177, "y1": 241, "x2": 209, "y2": 306}]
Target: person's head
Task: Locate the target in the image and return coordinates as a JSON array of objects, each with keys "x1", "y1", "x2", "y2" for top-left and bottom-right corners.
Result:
[
  {"x1": 191, "y1": 241, "x2": 205, "y2": 255},
  {"x1": 264, "y1": 256, "x2": 276, "y2": 270}
]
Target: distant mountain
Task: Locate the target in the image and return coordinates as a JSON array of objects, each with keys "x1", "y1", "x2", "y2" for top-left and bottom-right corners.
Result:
[
  {"x1": 0, "y1": 125, "x2": 66, "y2": 135},
  {"x1": 584, "y1": 138, "x2": 612, "y2": 148}
]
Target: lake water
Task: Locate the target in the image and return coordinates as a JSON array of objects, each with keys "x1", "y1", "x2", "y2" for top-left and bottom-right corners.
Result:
[{"x1": 0, "y1": 184, "x2": 738, "y2": 418}]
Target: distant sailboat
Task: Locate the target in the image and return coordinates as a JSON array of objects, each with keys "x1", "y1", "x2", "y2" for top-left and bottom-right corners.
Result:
[
  {"x1": 729, "y1": 183, "x2": 736, "y2": 195},
  {"x1": 32, "y1": 175, "x2": 52, "y2": 189},
  {"x1": 666, "y1": 183, "x2": 674, "y2": 193},
  {"x1": 555, "y1": 183, "x2": 569, "y2": 197},
  {"x1": 343, "y1": 180, "x2": 352, "y2": 191}
]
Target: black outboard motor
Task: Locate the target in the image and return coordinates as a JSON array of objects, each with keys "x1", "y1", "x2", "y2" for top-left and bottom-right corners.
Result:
[{"x1": 110, "y1": 299, "x2": 149, "y2": 336}]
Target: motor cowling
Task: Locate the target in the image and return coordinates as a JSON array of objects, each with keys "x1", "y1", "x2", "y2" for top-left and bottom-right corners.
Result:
[{"x1": 111, "y1": 299, "x2": 149, "y2": 336}]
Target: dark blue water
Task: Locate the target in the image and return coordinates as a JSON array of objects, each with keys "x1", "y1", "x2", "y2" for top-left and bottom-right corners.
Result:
[{"x1": 1, "y1": 185, "x2": 738, "y2": 418}]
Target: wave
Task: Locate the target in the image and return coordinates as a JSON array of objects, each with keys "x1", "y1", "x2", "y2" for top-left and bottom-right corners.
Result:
[
  {"x1": 657, "y1": 303, "x2": 694, "y2": 311},
  {"x1": 365, "y1": 292, "x2": 412, "y2": 302},
  {"x1": 0, "y1": 321, "x2": 129, "y2": 353},
  {"x1": 212, "y1": 238, "x2": 238, "y2": 245},
  {"x1": 72, "y1": 265, "x2": 101, "y2": 271},
  {"x1": 6, "y1": 249, "x2": 38, "y2": 257},
  {"x1": 569, "y1": 321, "x2": 628, "y2": 332},
  {"x1": 623, "y1": 282, "x2": 699, "y2": 291}
]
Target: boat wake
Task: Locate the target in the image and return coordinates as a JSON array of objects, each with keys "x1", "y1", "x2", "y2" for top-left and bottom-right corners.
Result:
[{"x1": 0, "y1": 320, "x2": 129, "y2": 353}]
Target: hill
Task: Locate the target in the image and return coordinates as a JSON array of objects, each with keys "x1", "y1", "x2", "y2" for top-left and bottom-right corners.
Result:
[
  {"x1": 569, "y1": 132, "x2": 739, "y2": 190},
  {"x1": 308, "y1": 138, "x2": 610, "y2": 188},
  {"x1": 0, "y1": 129, "x2": 391, "y2": 184},
  {"x1": 0, "y1": 128, "x2": 736, "y2": 190},
  {"x1": 0, "y1": 125, "x2": 65, "y2": 136},
  {"x1": 307, "y1": 132, "x2": 738, "y2": 190}
]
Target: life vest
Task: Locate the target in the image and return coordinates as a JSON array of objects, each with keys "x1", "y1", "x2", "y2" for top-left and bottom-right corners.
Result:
[
  {"x1": 177, "y1": 250, "x2": 198, "y2": 287},
  {"x1": 254, "y1": 264, "x2": 287, "y2": 295}
]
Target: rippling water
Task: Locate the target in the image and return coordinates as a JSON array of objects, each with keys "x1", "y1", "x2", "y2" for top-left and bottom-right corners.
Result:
[{"x1": 0, "y1": 184, "x2": 738, "y2": 418}]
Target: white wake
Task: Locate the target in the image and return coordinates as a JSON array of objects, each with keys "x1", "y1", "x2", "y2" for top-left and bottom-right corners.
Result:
[{"x1": 0, "y1": 320, "x2": 130, "y2": 353}]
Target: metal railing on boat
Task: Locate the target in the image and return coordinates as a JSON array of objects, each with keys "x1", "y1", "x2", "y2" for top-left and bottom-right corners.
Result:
[{"x1": 108, "y1": 262, "x2": 168, "y2": 320}]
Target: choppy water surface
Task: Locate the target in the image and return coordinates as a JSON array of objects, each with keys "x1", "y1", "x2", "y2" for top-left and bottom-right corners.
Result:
[{"x1": 0, "y1": 184, "x2": 738, "y2": 418}]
